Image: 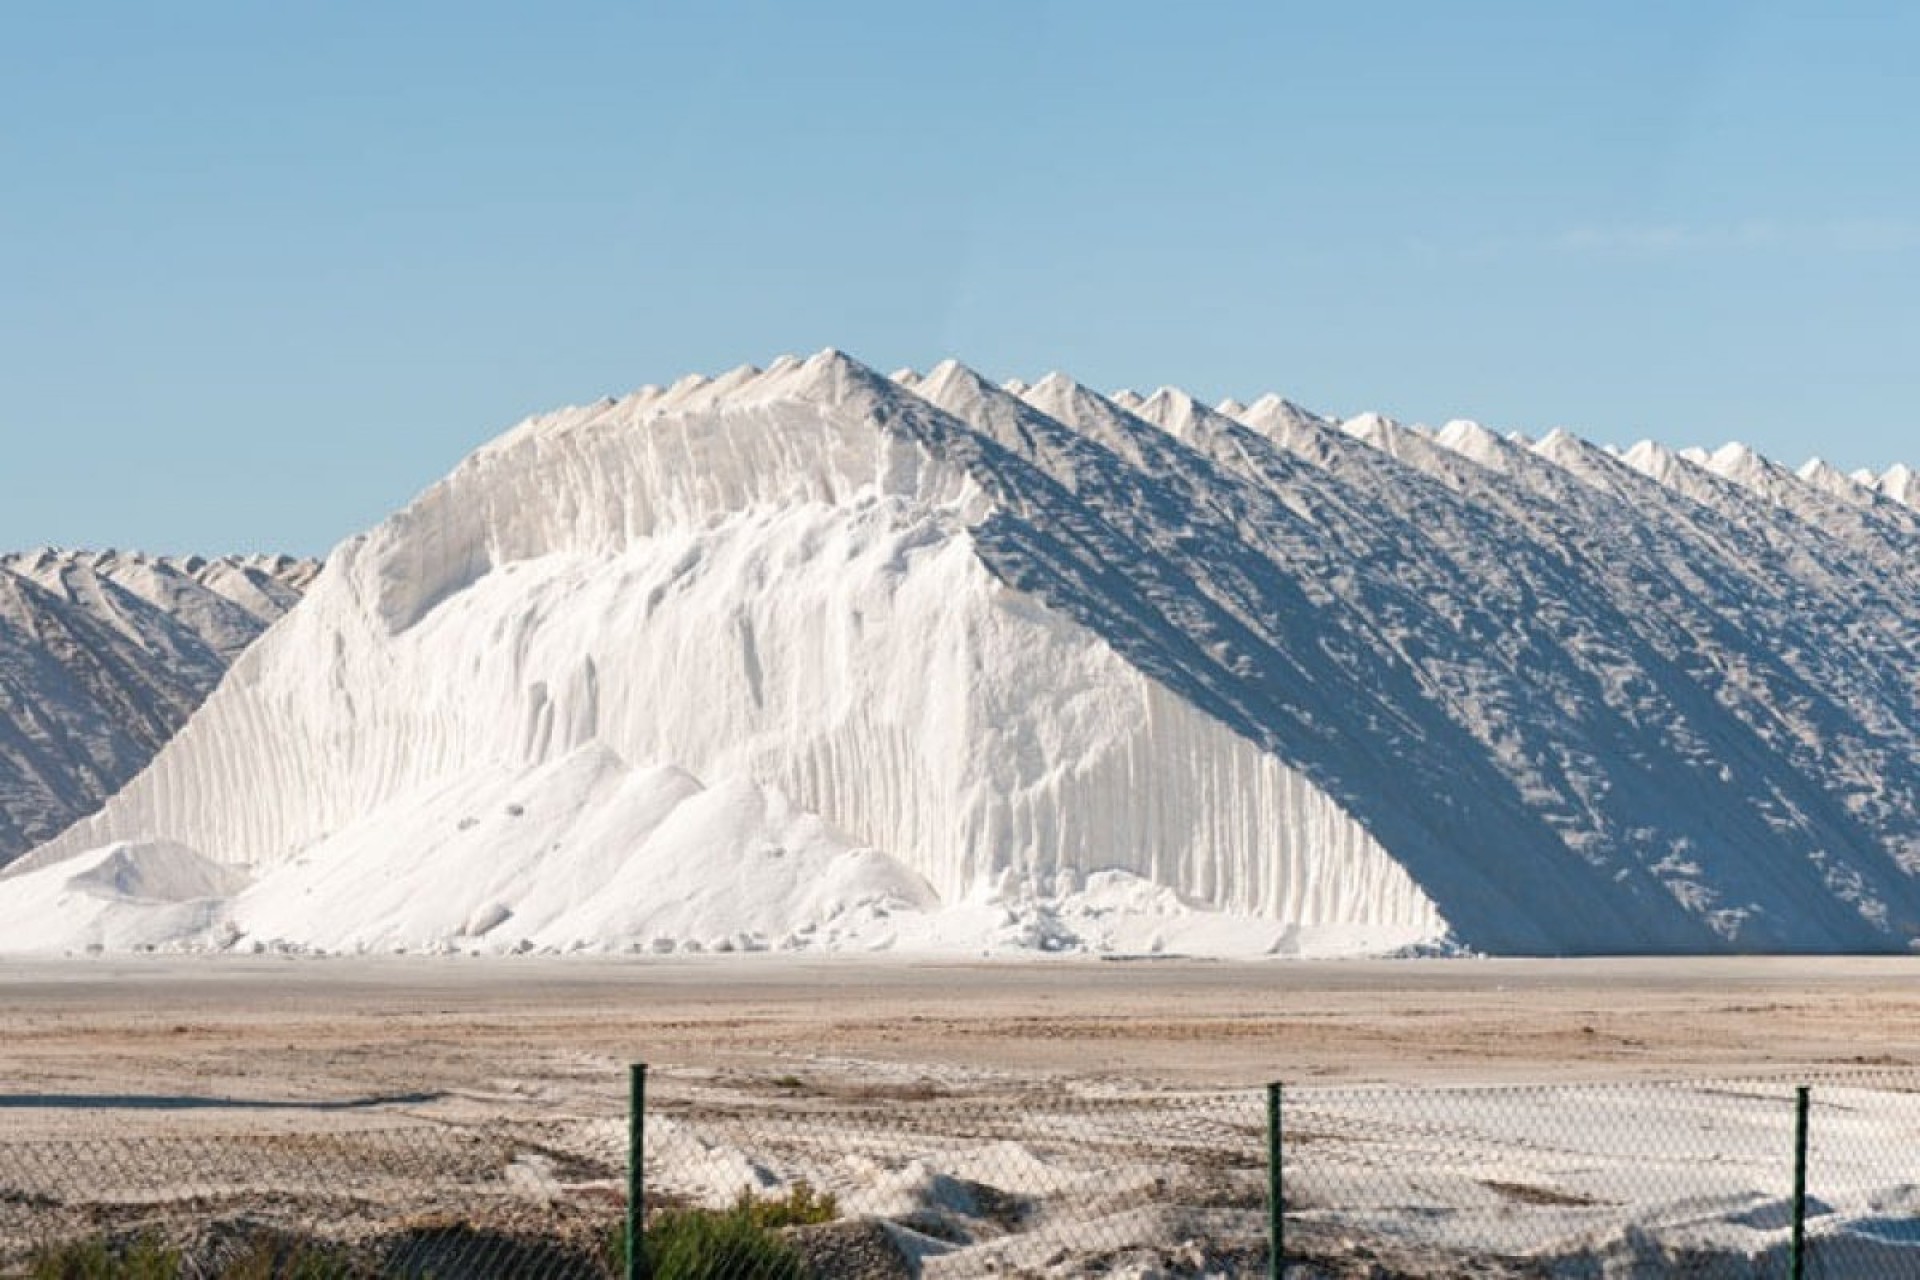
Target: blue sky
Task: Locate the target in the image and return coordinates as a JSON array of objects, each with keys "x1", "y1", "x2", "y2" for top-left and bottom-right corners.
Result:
[{"x1": 5, "y1": 1, "x2": 1917, "y2": 555}]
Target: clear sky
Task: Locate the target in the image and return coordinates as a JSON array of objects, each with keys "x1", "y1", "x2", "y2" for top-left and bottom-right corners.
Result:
[{"x1": 5, "y1": 1, "x2": 1917, "y2": 556}]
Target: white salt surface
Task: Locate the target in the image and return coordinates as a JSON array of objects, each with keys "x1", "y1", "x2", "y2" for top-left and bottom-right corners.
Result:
[
  {"x1": 1281, "y1": 1080, "x2": 1920, "y2": 1273},
  {"x1": 11, "y1": 349, "x2": 1920, "y2": 958},
  {"x1": 0, "y1": 840, "x2": 244, "y2": 952}
]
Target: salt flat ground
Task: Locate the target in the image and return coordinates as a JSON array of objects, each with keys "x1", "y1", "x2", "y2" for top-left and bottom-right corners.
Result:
[
  {"x1": 7, "y1": 955, "x2": 1920, "y2": 1273},
  {"x1": 1, "y1": 954, "x2": 1916, "y2": 1125}
]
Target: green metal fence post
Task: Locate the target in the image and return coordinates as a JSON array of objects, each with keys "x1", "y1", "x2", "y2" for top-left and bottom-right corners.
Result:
[
  {"x1": 1267, "y1": 1081, "x2": 1283, "y2": 1279},
  {"x1": 1791, "y1": 1084, "x2": 1809, "y2": 1280},
  {"x1": 628, "y1": 1062, "x2": 648, "y2": 1280}
]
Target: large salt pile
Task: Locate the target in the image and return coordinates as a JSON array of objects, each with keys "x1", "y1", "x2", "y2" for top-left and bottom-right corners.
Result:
[{"x1": 10, "y1": 351, "x2": 1920, "y2": 956}]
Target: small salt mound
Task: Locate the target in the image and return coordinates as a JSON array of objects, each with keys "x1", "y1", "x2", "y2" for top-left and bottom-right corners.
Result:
[
  {"x1": 644, "y1": 1116, "x2": 779, "y2": 1205},
  {"x1": 66, "y1": 840, "x2": 249, "y2": 903},
  {"x1": 0, "y1": 840, "x2": 246, "y2": 952},
  {"x1": 227, "y1": 741, "x2": 938, "y2": 955}
]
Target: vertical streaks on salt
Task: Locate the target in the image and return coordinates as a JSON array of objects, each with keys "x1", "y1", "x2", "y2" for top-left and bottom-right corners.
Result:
[{"x1": 20, "y1": 354, "x2": 1440, "y2": 943}]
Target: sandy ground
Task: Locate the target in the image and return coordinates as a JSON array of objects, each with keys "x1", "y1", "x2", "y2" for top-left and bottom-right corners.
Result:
[
  {"x1": 5, "y1": 953, "x2": 1920, "y2": 1276},
  {"x1": 2, "y1": 954, "x2": 1918, "y2": 1125}
]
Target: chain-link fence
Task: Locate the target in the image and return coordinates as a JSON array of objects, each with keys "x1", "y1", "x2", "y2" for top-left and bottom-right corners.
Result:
[
  {"x1": 643, "y1": 1079, "x2": 1268, "y2": 1278},
  {"x1": 1279, "y1": 1075, "x2": 1920, "y2": 1278},
  {"x1": 4, "y1": 1070, "x2": 1920, "y2": 1277},
  {"x1": 0, "y1": 1118, "x2": 626, "y2": 1278}
]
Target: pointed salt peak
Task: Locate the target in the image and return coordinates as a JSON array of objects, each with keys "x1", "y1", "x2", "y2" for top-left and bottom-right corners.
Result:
[
  {"x1": 920, "y1": 357, "x2": 995, "y2": 397},
  {"x1": 1881, "y1": 463, "x2": 1920, "y2": 508},
  {"x1": 1128, "y1": 386, "x2": 1199, "y2": 434},
  {"x1": 711, "y1": 362, "x2": 764, "y2": 391},
  {"x1": 1000, "y1": 377, "x2": 1030, "y2": 395},
  {"x1": 1436, "y1": 418, "x2": 1499, "y2": 449},
  {"x1": 1619, "y1": 442, "x2": 1687, "y2": 490},
  {"x1": 785, "y1": 347, "x2": 860, "y2": 384},
  {"x1": 1851, "y1": 467, "x2": 1880, "y2": 488},
  {"x1": 777, "y1": 347, "x2": 889, "y2": 402},
  {"x1": 1531, "y1": 427, "x2": 1588, "y2": 465},
  {"x1": 1802, "y1": 458, "x2": 1874, "y2": 502},
  {"x1": 1139, "y1": 385, "x2": 1197, "y2": 416},
  {"x1": 1036, "y1": 372, "x2": 1149, "y2": 433},
  {"x1": 1241, "y1": 394, "x2": 1330, "y2": 435},
  {"x1": 1340, "y1": 413, "x2": 1393, "y2": 445},
  {"x1": 1215, "y1": 396, "x2": 1247, "y2": 417},
  {"x1": 909, "y1": 359, "x2": 1011, "y2": 427},
  {"x1": 889, "y1": 367, "x2": 922, "y2": 387},
  {"x1": 1506, "y1": 430, "x2": 1535, "y2": 448},
  {"x1": 655, "y1": 372, "x2": 712, "y2": 410},
  {"x1": 1706, "y1": 441, "x2": 1772, "y2": 483},
  {"x1": 1278, "y1": 396, "x2": 1329, "y2": 422},
  {"x1": 659, "y1": 348, "x2": 881, "y2": 412},
  {"x1": 1109, "y1": 388, "x2": 1144, "y2": 410},
  {"x1": 1017, "y1": 370, "x2": 1095, "y2": 419},
  {"x1": 1436, "y1": 420, "x2": 1517, "y2": 471},
  {"x1": 791, "y1": 346, "x2": 867, "y2": 382},
  {"x1": 659, "y1": 362, "x2": 764, "y2": 414},
  {"x1": 1678, "y1": 446, "x2": 1712, "y2": 466},
  {"x1": 1621, "y1": 439, "x2": 1678, "y2": 473}
]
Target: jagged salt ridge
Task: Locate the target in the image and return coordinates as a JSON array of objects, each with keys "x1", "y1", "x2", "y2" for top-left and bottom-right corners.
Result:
[
  {"x1": 10, "y1": 356, "x2": 1920, "y2": 955},
  {"x1": 1237, "y1": 411, "x2": 1920, "y2": 945},
  {"x1": 1844, "y1": 462, "x2": 1920, "y2": 510},
  {"x1": 0, "y1": 551, "x2": 317, "y2": 862}
]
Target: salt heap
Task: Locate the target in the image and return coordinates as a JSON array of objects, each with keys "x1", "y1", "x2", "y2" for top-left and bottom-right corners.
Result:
[{"x1": 11, "y1": 351, "x2": 1920, "y2": 957}]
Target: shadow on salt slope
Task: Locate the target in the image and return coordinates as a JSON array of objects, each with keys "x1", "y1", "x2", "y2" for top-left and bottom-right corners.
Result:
[
  {"x1": 889, "y1": 361, "x2": 1920, "y2": 953},
  {"x1": 0, "y1": 1090, "x2": 444, "y2": 1111}
]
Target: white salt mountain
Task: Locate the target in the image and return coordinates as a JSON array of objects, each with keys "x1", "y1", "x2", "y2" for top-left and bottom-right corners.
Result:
[
  {"x1": 0, "y1": 551, "x2": 317, "y2": 864},
  {"x1": 10, "y1": 352, "x2": 1920, "y2": 956}
]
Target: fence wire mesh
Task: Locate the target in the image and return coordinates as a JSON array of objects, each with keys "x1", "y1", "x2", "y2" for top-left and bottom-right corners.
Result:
[
  {"x1": 0, "y1": 1119, "x2": 625, "y2": 1278},
  {"x1": 1281, "y1": 1073, "x2": 1920, "y2": 1278},
  {"x1": 648, "y1": 1084, "x2": 1268, "y2": 1277},
  {"x1": 2, "y1": 1070, "x2": 1920, "y2": 1277}
]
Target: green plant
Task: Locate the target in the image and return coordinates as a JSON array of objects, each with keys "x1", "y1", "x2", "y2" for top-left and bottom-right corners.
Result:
[
  {"x1": 30, "y1": 1232, "x2": 181, "y2": 1280},
  {"x1": 644, "y1": 1207, "x2": 810, "y2": 1280},
  {"x1": 732, "y1": 1181, "x2": 837, "y2": 1231},
  {"x1": 607, "y1": 1184, "x2": 835, "y2": 1279}
]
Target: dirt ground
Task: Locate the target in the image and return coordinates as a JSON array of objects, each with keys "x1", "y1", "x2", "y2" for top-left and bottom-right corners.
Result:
[{"x1": 2, "y1": 953, "x2": 1917, "y2": 1128}]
